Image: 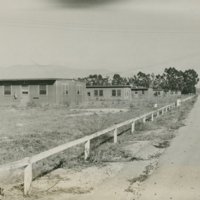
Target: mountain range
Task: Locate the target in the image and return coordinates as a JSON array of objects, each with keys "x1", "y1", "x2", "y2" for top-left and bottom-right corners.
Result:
[{"x1": 0, "y1": 65, "x2": 115, "y2": 79}]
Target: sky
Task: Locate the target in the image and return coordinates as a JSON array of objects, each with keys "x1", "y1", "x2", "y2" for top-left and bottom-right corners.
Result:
[{"x1": 0, "y1": 0, "x2": 200, "y2": 77}]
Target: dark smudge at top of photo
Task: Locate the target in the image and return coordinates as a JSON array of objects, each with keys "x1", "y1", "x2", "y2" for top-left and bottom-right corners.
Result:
[{"x1": 45, "y1": 0, "x2": 130, "y2": 8}]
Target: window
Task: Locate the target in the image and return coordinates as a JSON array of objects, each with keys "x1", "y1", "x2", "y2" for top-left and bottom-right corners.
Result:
[
  {"x1": 112, "y1": 90, "x2": 116, "y2": 96},
  {"x1": 117, "y1": 90, "x2": 121, "y2": 96},
  {"x1": 99, "y1": 90, "x2": 104, "y2": 96},
  {"x1": 39, "y1": 85, "x2": 47, "y2": 95},
  {"x1": 21, "y1": 85, "x2": 29, "y2": 95},
  {"x1": 135, "y1": 91, "x2": 138, "y2": 94},
  {"x1": 94, "y1": 90, "x2": 98, "y2": 96},
  {"x1": 4, "y1": 85, "x2": 11, "y2": 95},
  {"x1": 65, "y1": 84, "x2": 69, "y2": 95},
  {"x1": 77, "y1": 85, "x2": 81, "y2": 95},
  {"x1": 87, "y1": 92, "x2": 91, "y2": 96}
]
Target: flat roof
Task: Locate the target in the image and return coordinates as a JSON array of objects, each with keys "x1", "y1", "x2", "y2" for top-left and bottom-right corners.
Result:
[
  {"x1": 0, "y1": 78, "x2": 76, "y2": 81},
  {"x1": 86, "y1": 85, "x2": 131, "y2": 89},
  {"x1": 131, "y1": 87, "x2": 148, "y2": 91},
  {"x1": 0, "y1": 78, "x2": 85, "y2": 85},
  {"x1": 153, "y1": 88, "x2": 164, "y2": 91}
]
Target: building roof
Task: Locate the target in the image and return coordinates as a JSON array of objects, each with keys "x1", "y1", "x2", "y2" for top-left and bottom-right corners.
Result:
[
  {"x1": 0, "y1": 78, "x2": 85, "y2": 85},
  {"x1": 86, "y1": 85, "x2": 131, "y2": 89},
  {"x1": 0, "y1": 78, "x2": 74, "y2": 81},
  {"x1": 131, "y1": 87, "x2": 148, "y2": 91}
]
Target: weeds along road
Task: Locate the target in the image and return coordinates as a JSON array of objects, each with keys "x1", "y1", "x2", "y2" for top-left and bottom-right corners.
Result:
[{"x1": 138, "y1": 96, "x2": 200, "y2": 200}]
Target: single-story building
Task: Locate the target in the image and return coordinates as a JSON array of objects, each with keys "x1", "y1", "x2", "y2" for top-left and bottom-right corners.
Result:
[
  {"x1": 170, "y1": 90, "x2": 182, "y2": 96},
  {"x1": 153, "y1": 88, "x2": 165, "y2": 96},
  {"x1": 0, "y1": 78, "x2": 86, "y2": 106},
  {"x1": 153, "y1": 88, "x2": 182, "y2": 97},
  {"x1": 131, "y1": 87, "x2": 150, "y2": 98},
  {"x1": 86, "y1": 85, "x2": 132, "y2": 101},
  {"x1": 131, "y1": 87, "x2": 182, "y2": 98}
]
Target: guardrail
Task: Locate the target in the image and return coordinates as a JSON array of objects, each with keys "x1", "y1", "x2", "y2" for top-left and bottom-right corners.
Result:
[{"x1": 0, "y1": 95, "x2": 196, "y2": 195}]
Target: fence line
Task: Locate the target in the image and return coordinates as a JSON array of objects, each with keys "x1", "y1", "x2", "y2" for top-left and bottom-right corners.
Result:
[{"x1": 0, "y1": 95, "x2": 196, "y2": 195}]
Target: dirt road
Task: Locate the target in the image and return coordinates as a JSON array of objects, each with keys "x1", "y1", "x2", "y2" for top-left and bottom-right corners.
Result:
[{"x1": 138, "y1": 97, "x2": 200, "y2": 200}]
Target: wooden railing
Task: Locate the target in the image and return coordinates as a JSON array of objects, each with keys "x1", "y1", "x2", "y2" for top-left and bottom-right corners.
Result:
[{"x1": 0, "y1": 95, "x2": 196, "y2": 195}]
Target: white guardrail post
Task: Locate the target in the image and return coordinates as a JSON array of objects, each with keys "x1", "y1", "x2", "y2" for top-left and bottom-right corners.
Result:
[
  {"x1": 143, "y1": 116, "x2": 146, "y2": 123},
  {"x1": 114, "y1": 128, "x2": 118, "y2": 144},
  {"x1": 157, "y1": 110, "x2": 159, "y2": 118},
  {"x1": 131, "y1": 121, "x2": 135, "y2": 133},
  {"x1": 84, "y1": 140, "x2": 90, "y2": 160},
  {"x1": 24, "y1": 162, "x2": 32, "y2": 196},
  {"x1": 151, "y1": 113, "x2": 154, "y2": 121},
  {"x1": 177, "y1": 99, "x2": 181, "y2": 107}
]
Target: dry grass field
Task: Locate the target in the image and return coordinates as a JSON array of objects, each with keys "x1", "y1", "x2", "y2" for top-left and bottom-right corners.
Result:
[
  {"x1": 0, "y1": 95, "x2": 186, "y2": 165},
  {"x1": 1, "y1": 95, "x2": 196, "y2": 200}
]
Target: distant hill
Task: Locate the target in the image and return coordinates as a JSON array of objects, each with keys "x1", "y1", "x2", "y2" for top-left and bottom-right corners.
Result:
[{"x1": 0, "y1": 65, "x2": 114, "y2": 79}]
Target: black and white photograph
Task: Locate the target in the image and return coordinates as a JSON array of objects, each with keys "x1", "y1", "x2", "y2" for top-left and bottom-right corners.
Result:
[{"x1": 0, "y1": 0, "x2": 200, "y2": 199}]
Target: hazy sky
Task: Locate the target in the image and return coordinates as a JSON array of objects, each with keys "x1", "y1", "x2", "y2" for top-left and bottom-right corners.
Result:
[{"x1": 0, "y1": 0, "x2": 200, "y2": 75}]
